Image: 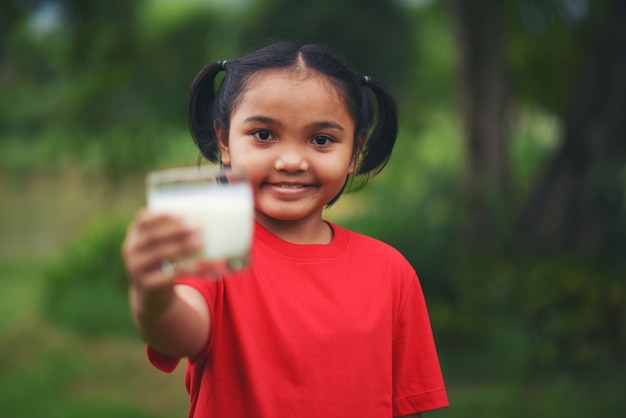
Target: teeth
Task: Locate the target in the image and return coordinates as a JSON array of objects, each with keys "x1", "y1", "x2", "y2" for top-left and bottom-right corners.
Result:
[{"x1": 278, "y1": 184, "x2": 302, "y2": 188}]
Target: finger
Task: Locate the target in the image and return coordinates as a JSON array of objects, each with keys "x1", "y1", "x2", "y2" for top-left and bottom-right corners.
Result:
[
  {"x1": 177, "y1": 258, "x2": 232, "y2": 278},
  {"x1": 124, "y1": 211, "x2": 200, "y2": 260},
  {"x1": 122, "y1": 210, "x2": 202, "y2": 282},
  {"x1": 126, "y1": 233, "x2": 202, "y2": 282},
  {"x1": 131, "y1": 261, "x2": 183, "y2": 291},
  {"x1": 134, "y1": 213, "x2": 199, "y2": 253},
  {"x1": 136, "y1": 224, "x2": 202, "y2": 260}
]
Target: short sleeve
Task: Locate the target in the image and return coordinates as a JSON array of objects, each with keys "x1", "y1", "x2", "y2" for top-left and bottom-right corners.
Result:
[
  {"x1": 392, "y1": 273, "x2": 449, "y2": 415},
  {"x1": 147, "y1": 345, "x2": 181, "y2": 373}
]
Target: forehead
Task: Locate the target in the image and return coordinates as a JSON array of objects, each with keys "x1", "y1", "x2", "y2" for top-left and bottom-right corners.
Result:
[
  {"x1": 245, "y1": 67, "x2": 336, "y2": 91},
  {"x1": 234, "y1": 68, "x2": 351, "y2": 116}
]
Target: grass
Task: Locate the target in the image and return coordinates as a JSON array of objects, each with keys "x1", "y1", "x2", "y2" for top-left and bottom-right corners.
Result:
[
  {"x1": 0, "y1": 170, "x2": 189, "y2": 417},
  {"x1": 0, "y1": 256, "x2": 189, "y2": 418},
  {"x1": 430, "y1": 349, "x2": 626, "y2": 418},
  {"x1": 0, "y1": 260, "x2": 45, "y2": 331},
  {"x1": 0, "y1": 310, "x2": 188, "y2": 417}
]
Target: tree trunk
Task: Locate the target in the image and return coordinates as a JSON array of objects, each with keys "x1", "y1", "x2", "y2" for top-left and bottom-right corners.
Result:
[
  {"x1": 446, "y1": 0, "x2": 511, "y2": 243},
  {"x1": 517, "y1": 0, "x2": 626, "y2": 255}
]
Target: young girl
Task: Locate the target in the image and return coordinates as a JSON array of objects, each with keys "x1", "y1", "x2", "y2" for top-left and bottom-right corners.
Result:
[{"x1": 122, "y1": 41, "x2": 448, "y2": 417}]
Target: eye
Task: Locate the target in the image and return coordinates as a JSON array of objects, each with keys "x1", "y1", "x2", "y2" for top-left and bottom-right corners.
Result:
[
  {"x1": 311, "y1": 135, "x2": 332, "y2": 146},
  {"x1": 253, "y1": 130, "x2": 274, "y2": 142}
]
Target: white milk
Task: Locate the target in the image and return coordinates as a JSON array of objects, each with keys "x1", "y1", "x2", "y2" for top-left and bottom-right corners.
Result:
[{"x1": 147, "y1": 178, "x2": 253, "y2": 267}]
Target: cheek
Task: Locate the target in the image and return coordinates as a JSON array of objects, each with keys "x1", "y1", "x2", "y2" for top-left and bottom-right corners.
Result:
[
  {"x1": 226, "y1": 141, "x2": 256, "y2": 166},
  {"x1": 321, "y1": 147, "x2": 356, "y2": 173},
  {"x1": 227, "y1": 146, "x2": 268, "y2": 180},
  {"x1": 316, "y1": 159, "x2": 353, "y2": 185}
]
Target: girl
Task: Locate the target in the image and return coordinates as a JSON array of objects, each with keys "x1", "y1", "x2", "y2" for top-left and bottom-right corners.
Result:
[{"x1": 122, "y1": 41, "x2": 448, "y2": 417}]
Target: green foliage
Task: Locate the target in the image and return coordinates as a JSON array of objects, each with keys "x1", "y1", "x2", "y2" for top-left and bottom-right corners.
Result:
[
  {"x1": 508, "y1": 109, "x2": 562, "y2": 192},
  {"x1": 409, "y1": 3, "x2": 456, "y2": 117},
  {"x1": 429, "y1": 372, "x2": 626, "y2": 418},
  {"x1": 520, "y1": 255, "x2": 626, "y2": 369},
  {"x1": 240, "y1": 0, "x2": 416, "y2": 95},
  {"x1": 0, "y1": 0, "x2": 238, "y2": 179},
  {"x1": 580, "y1": 160, "x2": 626, "y2": 254},
  {"x1": 43, "y1": 218, "x2": 134, "y2": 338},
  {"x1": 434, "y1": 250, "x2": 626, "y2": 374},
  {"x1": 506, "y1": 0, "x2": 608, "y2": 115}
]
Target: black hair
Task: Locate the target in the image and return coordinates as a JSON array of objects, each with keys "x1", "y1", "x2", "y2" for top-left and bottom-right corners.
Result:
[{"x1": 188, "y1": 41, "x2": 398, "y2": 203}]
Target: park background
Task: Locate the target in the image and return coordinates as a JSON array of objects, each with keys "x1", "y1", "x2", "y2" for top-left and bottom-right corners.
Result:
[{"x1": 1, "y1": 0, "x2": 624, "y2": 416}]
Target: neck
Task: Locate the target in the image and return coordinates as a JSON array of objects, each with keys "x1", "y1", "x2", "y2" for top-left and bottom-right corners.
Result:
[{"x1": 255, "y1": 213, "x2": 332, "y2": 245}]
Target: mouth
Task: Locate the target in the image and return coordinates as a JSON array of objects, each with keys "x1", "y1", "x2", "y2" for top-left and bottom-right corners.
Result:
[
  {"x1": 270, "y1": 183, "x2": 311, "y2": 189},
  {"x1": 263, "y1": 181, "x2": 318, "y2": 195}
]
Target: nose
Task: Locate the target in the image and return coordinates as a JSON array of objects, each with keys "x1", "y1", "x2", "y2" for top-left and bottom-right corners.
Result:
[{"x1": 274, "y1": 145, "x2": 309, "y2": 172}]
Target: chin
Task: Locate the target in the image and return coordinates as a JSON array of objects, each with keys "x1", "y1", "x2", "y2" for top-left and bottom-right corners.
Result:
[
  {"x1": 257, "y1": 207, "x2": 316, "y2": 223},
  {"x1": 264, "y1": 213, "x2": 307, "y2": 222}
]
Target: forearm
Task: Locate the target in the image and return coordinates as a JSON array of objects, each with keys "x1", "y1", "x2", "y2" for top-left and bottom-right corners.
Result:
[{"x1": 130, "y1": 284, "x2": 210, "y2": 358}]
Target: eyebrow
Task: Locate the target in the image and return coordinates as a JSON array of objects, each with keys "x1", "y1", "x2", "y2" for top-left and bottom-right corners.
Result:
[
  {"x1": 243, "y1": 115, "x2": 279, "y2": 125},
  {"x1": 243, "y1": 116, "x2": 345, "y2": 132},
  {"x1": 311, "y1": 121, "x2": 345, "y2": 132}
]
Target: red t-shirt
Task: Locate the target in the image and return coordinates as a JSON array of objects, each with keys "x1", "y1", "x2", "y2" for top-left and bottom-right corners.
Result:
[{"x1": 148, "y1": 221, "x2": 448, "y2": 417}]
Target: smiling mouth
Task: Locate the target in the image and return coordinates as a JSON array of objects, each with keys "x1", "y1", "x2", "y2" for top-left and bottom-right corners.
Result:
[
  {"x1": 273, "y1": 183, "x2": 309, "y2": 188},
  {"x1": 264, "y1": 182, "x2": 317, "y2": 192}
]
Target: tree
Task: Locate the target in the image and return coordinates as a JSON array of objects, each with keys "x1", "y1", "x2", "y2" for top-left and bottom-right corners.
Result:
[
  {"x1": 445, "y1": 0, "x2": 510, "y2": 242},
  {"x1": 517, "y1": 0, "x2": 626, "y2": 255},
  {"x1": 445, "y1": 0, "x2": 626, "y2": 254}
]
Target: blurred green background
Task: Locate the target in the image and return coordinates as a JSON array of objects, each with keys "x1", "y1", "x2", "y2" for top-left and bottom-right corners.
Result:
[{"x1": 1, "y1": 0, "x2": 625, "y2": 417}]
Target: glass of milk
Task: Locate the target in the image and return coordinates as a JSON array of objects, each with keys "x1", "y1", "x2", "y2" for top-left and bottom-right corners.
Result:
[{"x1": 147, "y1": 166, "x2": 254, "y2": 272}]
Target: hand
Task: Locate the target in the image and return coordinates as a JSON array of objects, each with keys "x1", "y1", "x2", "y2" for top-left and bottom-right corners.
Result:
[
  {"x1": 122, "y1": 209, "x2": 202, "y2": 293},
  {"x1": 122, "y1": 209, "x2": 213, "y2": 355}
]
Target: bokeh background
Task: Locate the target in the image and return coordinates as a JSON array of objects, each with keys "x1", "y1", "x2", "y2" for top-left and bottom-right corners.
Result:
[{"x1": 1, "y1": 0, "x2": 625, "y2": 416}]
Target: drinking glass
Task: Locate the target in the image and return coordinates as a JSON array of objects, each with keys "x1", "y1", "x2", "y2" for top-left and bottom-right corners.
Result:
[{"x1": 147, "y1": 166, "x2": 254, "y2": 272}]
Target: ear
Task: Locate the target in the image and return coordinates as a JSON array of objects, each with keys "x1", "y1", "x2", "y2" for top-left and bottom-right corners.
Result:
[
  {"x1": 348, "y1": 132, "x2": 367, "y2": 174},
  {"x1": 348, "y1": 156, "x2": 357, "y2": 175},
  {"x1": 214, "y1": 122, "x2": 231, "y2": 165}
]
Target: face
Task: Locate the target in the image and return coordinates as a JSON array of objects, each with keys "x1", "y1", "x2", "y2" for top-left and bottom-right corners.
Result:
[{"x1": 217, "y1": 69, "x2": 357, "y2": 230}]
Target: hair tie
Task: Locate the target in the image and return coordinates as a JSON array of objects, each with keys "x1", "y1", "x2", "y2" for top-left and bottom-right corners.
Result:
[
  {"x1": 363, "y1": 75, "x2": 371, "y2": 86},
  {"x1": 218, "y1": 60, "x2": 228, "y2": 71}
]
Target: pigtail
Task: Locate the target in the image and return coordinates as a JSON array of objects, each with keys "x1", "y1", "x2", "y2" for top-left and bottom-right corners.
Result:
[
  {"x1": 188, "y1": 61, "x2": 225, "y2": 163},
  {"x1": 357, "y1": 77, "x2": 398, "y2": 176}
]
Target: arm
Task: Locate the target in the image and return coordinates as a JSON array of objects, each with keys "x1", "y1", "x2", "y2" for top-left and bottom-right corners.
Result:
[
  {"x1": 123, "y1": 210, "x2": 210, "y2": 358},
  {"x1": 129, "y1": 282, "x2": 210, "y2": 358}
]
